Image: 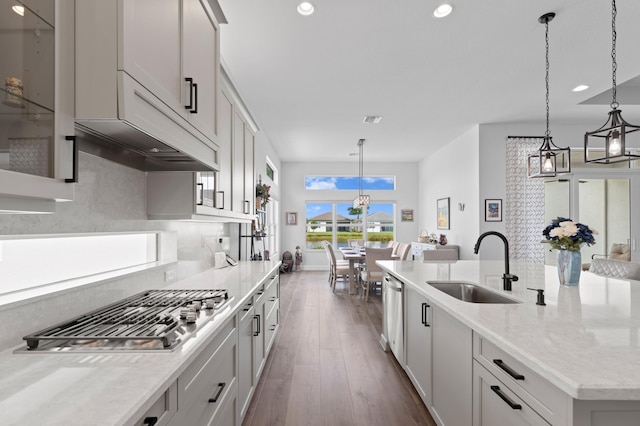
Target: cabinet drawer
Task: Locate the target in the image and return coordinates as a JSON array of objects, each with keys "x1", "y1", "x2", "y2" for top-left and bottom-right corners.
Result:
[
  {"x1": 264, "y1": 275, "x2": 279, "y2": 318},
  {"x1": 473, "y1": 333, "x2": 568, "y2": 425},
  {"x1": 133, "y1": 380, "x2": 178, "y2": 426},
  {"x1": 473, "y1": 361, "x2": 550, "y2": 426},
  {"x1": 179, "y1": 317, "x2": 237, "y2": 415},
  {"x1": 264, "y1": 306, "x2": 279, "y2": 355}
]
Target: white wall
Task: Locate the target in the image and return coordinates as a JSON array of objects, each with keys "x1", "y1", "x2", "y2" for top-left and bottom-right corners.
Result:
[
  {"x1": 280, "y1": 161, "x2": 419, "y2": 270},
  {"x1": 418, "y1": 126, "x2": 480, "y2": 259}
]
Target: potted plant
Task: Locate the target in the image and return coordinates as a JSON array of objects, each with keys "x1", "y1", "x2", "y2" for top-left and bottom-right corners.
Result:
[{"x1": 255, "y1": 182, "x2": 271, "y2": 210}]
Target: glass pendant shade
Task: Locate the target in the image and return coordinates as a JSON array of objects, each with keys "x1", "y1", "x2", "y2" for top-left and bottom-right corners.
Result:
[
  {"x1": 527, "y1": 136, "x2": 571, "y2": 178},
  {"x1": 584, "y1": 109, "x2": 640, "y2": 163}
]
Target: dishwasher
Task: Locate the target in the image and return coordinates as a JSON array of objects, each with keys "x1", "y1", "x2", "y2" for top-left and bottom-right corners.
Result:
[{"x1": 382, "y1": 273, "x2": 404, "y2": 364}]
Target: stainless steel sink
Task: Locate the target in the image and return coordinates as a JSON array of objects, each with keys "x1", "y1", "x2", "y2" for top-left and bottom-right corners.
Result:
[{"x1": 426, "y1": 281, "x2": 520, "y2": 304}]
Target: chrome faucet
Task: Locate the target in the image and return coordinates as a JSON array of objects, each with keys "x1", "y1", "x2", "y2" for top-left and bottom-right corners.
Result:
[{"x1": 474, "y1": 231, "x2": 519, "y2": 291}]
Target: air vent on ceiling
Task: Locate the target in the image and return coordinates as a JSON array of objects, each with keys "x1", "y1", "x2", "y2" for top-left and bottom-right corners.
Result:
[{"x1": 363, "y1": 115, "x2": 383, "y2": 124}]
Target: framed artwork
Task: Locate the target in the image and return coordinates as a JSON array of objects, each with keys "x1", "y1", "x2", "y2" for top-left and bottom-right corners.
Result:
[
  {"x1": 437, "y1": 198, "x2": 450, "y2": 230},
  {"x1": 485, "y1": 199, "x2": 503, "y2": 222},
  {"x1": 401, "y1": 209, "x2": 414, "y2": 222},
  {"x1": 286, "y1": 212, "x2": 297, "y2": 225}
]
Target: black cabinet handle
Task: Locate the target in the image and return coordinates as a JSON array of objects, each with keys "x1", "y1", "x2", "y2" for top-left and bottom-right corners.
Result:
[
  {"x1": 65, "y1": 135, "x2": 77, "y2": 183},
  {"x1": 185, "y1": 77, "x2": 194, "y2": 110},
  {"x1": 196, "y1": 182, "x2": 204, "y2": 205},
  {"x1": 421, "y1": 302, "x2": 430, "y2": 327},
  {"x1": 143, "y1": 417, "x2": 158, "y2": 426},
  {"x1": 254, "y1": 314, "x2": 260, "y2": 336},
  {"x1": 270, "y1": 325, "x2": 277, "y2": 331},
  {"x1": 493, "y1": 359, "x2": 525, "y2": 380},
  {"x1": 192, "y1": 83, "x2": 198, "y2": 114},
  {"x1": 208, "y1": 382, "x2": 226, "y2": 403},
  {"x1": 490, "y1": 385, "x2": 522, "y2": 410}
]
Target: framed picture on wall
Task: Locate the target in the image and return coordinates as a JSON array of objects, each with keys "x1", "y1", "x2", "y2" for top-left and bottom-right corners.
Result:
[
  {"x1": 437, "y1": 198, "x2": 450, "y2": 230},
  {"x1": 286, "y1": 212, "x2": 297, "y2": 225},
  {"x1": 401, "y1": 209, "x2": 414, "y2": 222},
  {"x1": 485, "y1": 199, "x2": 502, "y2": 222}
]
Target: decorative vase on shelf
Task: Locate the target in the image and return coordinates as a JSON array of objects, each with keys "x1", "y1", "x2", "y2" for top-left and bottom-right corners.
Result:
[
  {"x1": 255, "y1": 196, "x2": 262, "y2": 211},
  {"x1": 557, "y1": 249, "x2": 581, "y2": 286}
]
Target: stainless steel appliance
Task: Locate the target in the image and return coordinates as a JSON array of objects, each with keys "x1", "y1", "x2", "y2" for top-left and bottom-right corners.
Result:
[
  {"x1": 19, "y1": 289, "x2": 231, "y2": 352},
  {"x1": 383, "y1": 274, "x2": 404, "y2": 363}
]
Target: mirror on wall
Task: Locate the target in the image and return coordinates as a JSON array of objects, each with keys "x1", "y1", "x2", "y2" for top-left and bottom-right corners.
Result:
[{"x1": 544, "y1": 177, "x2": 630, "y2": 266}]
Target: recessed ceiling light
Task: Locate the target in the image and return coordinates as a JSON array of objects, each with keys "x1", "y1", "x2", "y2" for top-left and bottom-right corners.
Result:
[
  {"x1": 363, "y1": 115, "x2": 383, "y2": 124},
  {"x1": 572, "y1": 84, "x2": 589, "y2": 92},
  {"x1": 12, "y1": 5, "x2": 25, "y2": 16},
  {"x1": 433, "y1": 3, "x2": 453, "y2": 18},
  {"x1": 297, "y1": 2, "x2": 314, "y2": 16}
]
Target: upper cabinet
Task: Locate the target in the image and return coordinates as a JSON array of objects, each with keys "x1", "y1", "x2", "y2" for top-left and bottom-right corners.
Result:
[
  {"x1": 219, "y1": 71, "x2": 255, "y2": 216},
  {"x1": 0, "y1": 0, "x2": 75, "y2": 212},
  {"x1": 75, "y1": 0, "x2": 220, "y2": 171}
]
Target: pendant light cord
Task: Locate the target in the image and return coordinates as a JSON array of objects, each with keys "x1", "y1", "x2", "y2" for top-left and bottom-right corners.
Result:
[
  {"x1": 611, "y1": 0, "x2": 618, "y2": 109},
  {"x1": 545, "y1": 17, "x2": 550, "y2": 137}
]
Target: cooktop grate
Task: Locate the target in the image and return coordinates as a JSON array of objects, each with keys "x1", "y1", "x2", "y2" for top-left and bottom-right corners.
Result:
[{"x1": 22, "y1": 289, "x2": 229, "y2": 351}]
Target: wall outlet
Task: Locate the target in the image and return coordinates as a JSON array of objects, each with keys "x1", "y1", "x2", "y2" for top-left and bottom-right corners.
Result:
[{"x1": 164, "y1": 270, "x2": 176, "y2": 282}]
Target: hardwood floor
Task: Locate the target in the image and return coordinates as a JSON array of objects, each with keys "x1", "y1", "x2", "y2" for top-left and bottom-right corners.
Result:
[{"x1": 242, "y1": 271, "x2": 436, "y2": 426}]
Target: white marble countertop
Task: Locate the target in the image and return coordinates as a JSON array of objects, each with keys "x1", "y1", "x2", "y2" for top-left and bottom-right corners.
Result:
[
  {"x1": 378, "y1": 259, "x2": 640, "y2": 401},
  {"x1": 0, "y1": 260, "x2": 280, "y2": 426}
]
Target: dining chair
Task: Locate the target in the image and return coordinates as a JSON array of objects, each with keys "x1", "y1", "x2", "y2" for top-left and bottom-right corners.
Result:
[
  {"x1": 348, "y1": 239, "x2": 365, "y2": 248},
  {"x1": 396, "y1": 242, "x2": 411, "y2": 260},
  {"x1": 359, "y1": 247, "x2": 393, "y2": 301},
  {"x1": 325, "y1": 241, "x2": 351, "y2": 292}
]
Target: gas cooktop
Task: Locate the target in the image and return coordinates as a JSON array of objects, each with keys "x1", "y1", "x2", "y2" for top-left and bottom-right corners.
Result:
[{"x1": 17, "y1": 289, "x2": 231, "y2": 353}]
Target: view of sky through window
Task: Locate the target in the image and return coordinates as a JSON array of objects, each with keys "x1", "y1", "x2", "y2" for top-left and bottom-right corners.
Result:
[{"x1": 305, "y1": 176, "x2": 395, "y2": 190}]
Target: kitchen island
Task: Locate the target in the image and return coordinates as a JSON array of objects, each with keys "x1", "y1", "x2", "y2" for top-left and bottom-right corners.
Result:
[
  {"x1": 378, "y1": 259, "x2": 640, "y2": 425},
  {"x1": 0, "y1": 260, "x2": 280, "y2": 426}
]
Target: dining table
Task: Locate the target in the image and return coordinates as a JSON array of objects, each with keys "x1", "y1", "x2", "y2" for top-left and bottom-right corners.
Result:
[
  {"x1": 339, "y1": 246, "x2": 400, "y2": 295},
  {"x1": 339, "y1": 247, "x2": 366, "y2": 294}
]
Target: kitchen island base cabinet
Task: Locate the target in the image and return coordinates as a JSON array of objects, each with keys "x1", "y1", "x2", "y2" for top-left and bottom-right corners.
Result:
[
  {"x1": 430, "y1": 306, "x2": 472, "y2": 426},
  {"x1": 404, "y1": 286, "x2": 432, "y2": 407},
  {"x1": 473, "y1": 361, "x2": 548, "y2": 426}
]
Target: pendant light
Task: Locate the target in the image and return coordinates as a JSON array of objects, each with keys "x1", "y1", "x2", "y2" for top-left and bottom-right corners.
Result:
[
  {"x1": 527, "y1": 12, "x2": 571, "y2": 178},
  {"x1": 353, "y1": 139, "x2": 370, "y2": 208},
  {"x1": 584, "y1": 0, "x2": 640, "y2": 164}
]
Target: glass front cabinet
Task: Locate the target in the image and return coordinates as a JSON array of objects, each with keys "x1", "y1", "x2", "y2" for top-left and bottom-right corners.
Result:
[{"x1": 0, "y1": 0, "x2": 75, "y2": 213}]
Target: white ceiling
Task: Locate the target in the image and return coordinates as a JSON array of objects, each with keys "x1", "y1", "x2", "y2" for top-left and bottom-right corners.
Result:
[{"x1": 217, "y1": 0, "x2": 640, "y2": 163}]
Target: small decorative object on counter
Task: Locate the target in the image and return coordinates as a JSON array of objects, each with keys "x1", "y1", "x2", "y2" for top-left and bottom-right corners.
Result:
[
  {"x1": 439, "y1": 234, "x2": 448, "y2": 245},
  {"x1": 264, "y1": 250, "x2": 270, "y2": 261},
  {"x1": 542, "y1": 217, "x2": 597, "y2": 286},
  {"x1": 295, "y1": 245, "x2": 302, "y2": 271}
]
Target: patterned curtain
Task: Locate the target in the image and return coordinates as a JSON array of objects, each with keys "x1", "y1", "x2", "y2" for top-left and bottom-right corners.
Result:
[{"x1": 505, "y1": 137, "x2": 545, "y2": 263}]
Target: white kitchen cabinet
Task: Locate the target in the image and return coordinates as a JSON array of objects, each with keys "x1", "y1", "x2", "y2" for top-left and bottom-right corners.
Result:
[
  {"x1": 430, "y1": 305, "x2": 472, "y2": 426},
  {"x1": 75, "y1": 0, "x2": 220, "y2": 171},
  {"x1": 132, "y1": 381, "x2": 178, "y2": 426},
  {"x1": 219, "y1": 75, "x2": 256, "y2": 216},
  {"x1": 404, "y1": 286, "x2": 432, "y2": 407},
  {"x1": 237, "y1": 301, "x2": 256, "y2": 420},
  {"x1": 0, "y1": 0, "x2": 75, "y2": 212},
  {"x1": 170, "y1": 315, "x2": 238, "y2": 426},
  {"x1": 146, "y1": 171, "x2": 252, "y2": 221},
  {"x1": 473, "y1": 333, "x2": 568, "y2": 425},
  {"x1": 473, "y1": 361, "x2": 548, "y2": 426}
]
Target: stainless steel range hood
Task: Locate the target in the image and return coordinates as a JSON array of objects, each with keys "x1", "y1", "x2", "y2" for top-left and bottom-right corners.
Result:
[{"x1": 75, "y1": 123, "x2": 217, "y2": 172}]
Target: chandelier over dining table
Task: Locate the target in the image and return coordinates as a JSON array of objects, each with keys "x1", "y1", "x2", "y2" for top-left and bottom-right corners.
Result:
[{"x1": 353, "y1": 138, "x2": 370, "y2": 208}]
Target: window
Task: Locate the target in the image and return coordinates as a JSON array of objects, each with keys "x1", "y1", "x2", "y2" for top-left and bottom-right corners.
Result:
[
  {"x1": 305, "y1": 176, "x2": 395, "y2": 190},
  {"x1": 0, "y1": 233, "x2": 158, "y2": 298},
  {"x1": 305, "y1": 202, "x2": 394, "y2": 249},
  {"x1": 266, "y1": 156, "x2": 277, "y2": 182}
]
